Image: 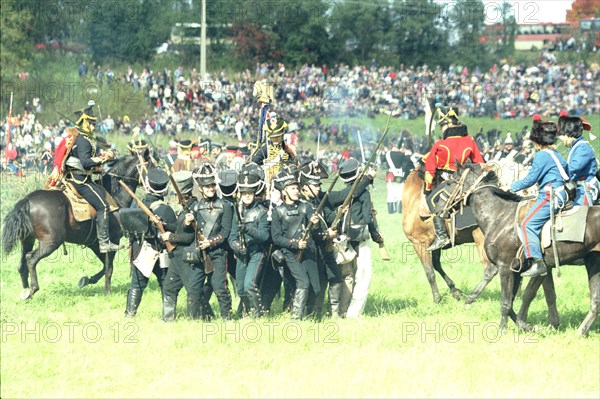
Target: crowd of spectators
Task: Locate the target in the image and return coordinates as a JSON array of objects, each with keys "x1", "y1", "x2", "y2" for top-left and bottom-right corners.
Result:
[{"x1": 2, "y1": 53, "x2": 599, "y2": 173}]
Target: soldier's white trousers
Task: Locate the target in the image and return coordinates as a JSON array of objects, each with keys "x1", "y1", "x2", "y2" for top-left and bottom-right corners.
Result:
[{"x1": 346, "y1": 240, "x2": 372, "y2": 318}]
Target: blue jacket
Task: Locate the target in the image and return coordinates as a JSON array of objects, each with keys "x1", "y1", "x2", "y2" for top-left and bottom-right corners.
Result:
[
  {"x1": 511, "y1": 149, "x2": 567, "y2": 193},
  {"x1": 567, "y1": 136, "x2": 597, "y2": 182}
]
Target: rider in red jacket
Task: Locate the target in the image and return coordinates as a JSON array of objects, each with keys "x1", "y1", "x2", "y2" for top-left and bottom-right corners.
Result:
[{"x1": 424, "y1": 106, "x2": 484, "y2": 251}]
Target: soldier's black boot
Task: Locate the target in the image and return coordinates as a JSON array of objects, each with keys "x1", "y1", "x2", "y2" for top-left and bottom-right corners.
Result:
[
  {"x1": 291, "y1": 288, "x2": 309, "y2": 320},
  {"x1": 124, "y1": 288, "x2": 142, "y2": 318},
  {"x1": 248, "y1": 290, "x2": 264, "y2": 318},
  {"x1": 97, "y1": 217, "x2": 119, "y2": 253},
  {"x1": 187, "y1": 296, "x2": 201, "y2": 320},
  {"x1": 521, "y1": 258, "x2": 548, "y2": 278},
  {"x1": 427, "y1": 216, "x2": 451, "y2": 251},
  {"x1": 328, "y1": 283, "x2": 342, "y2": 319},
  {"x1": 162, "y1": 295, "x2": 177, "y2": 322}
]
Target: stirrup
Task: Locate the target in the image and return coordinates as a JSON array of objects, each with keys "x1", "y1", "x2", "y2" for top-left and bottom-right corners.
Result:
[{"x1": 510, "y1": 258, "x2": 525, "y2": 273}]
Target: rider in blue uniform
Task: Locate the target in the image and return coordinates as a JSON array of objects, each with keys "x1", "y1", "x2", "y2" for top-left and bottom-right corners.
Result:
[
  {"x1": 558, "y1": 111, "x2": 598, "y2": 206},
  {"x1": 510, "y1": 114, "x2": 568, "y2": 278}
]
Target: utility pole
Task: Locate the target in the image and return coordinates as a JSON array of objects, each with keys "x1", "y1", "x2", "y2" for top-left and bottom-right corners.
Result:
[{"x1": 201, "y1": 0, "x2": 206, "y2": 78}]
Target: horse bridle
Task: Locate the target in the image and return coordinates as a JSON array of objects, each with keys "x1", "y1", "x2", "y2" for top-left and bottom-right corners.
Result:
[{"x1": 440, "y1": 167, "x2": 496, "y2": 215}]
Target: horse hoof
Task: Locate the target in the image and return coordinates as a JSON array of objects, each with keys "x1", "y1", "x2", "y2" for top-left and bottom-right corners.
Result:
[
  {"x1": 78, "y1": 276, "x2": 90, "y2": 289},
  {"x1": 20, "y1": 289, "x2": 32, "y2": 300}
]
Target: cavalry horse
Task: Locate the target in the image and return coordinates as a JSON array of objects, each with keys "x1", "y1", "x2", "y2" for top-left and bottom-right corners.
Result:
[
  {"x1": 401, "y1": 164, "x2": 497, "y2": 304},
  {"x1": 2, "y1": 154, "x2": 144, "y2": 299},
  {"x1": 442, "y1": 162, "x2": 600, "y2": 335}
]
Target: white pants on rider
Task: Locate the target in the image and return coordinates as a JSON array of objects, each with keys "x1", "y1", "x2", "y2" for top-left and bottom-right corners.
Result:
[{"x1": 346, "y1": 240, "x2": 372, "y2": 318}]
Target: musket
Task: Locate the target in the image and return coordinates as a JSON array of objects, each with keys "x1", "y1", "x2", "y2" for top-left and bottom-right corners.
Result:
[
  {"x1": 356, "y1": 129, "x2": 390, "y2": 261},
  {"x1": 160, "y1": 153, "x2": 215, "y2": 274},
  {"x1": 233, "y1": 199, "x2": 248, "y2": 257},
  {"x1": 118, "y1": 180, "x2": 176, "y2": 252},
  {"x1": 295, "y1": 173, "x2": 340, "y2": 261},
  {"x1": 331, "y1": 113, "x2": 392, "y2": 229},
  {"x1": 197, "y1": 226, "x2": 215, "y2": 274}
]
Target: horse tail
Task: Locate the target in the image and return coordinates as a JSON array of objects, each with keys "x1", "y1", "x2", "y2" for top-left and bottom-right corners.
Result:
[{"x1": 2, "y1": 197, "x2": 33, "y2": 254}]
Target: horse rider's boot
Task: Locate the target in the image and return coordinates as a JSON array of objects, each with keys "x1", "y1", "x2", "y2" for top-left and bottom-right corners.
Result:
[
  {"x1": 521, "y1": 258, "x2": 548, "y2": 278},
  {"x1": 291, "y1": 288, "x2": 309, "y2": 320},
  {"x1": 186, "y1": 296, "x2": 201, "y2": 320},
  {"x1": 124, "y1": 288, "x2": 142, "y2": 318},
  {"x1": 328, "y1": 283, "x2": 342, "y2": 319},
  {"x1": 97, "y1": 217, "x2": 119, "y2": 253},
  {"x1": 427, "y1": 216, "x2": 451, "y2": 251},
  {"x1": 162, "y1": 295, "x2": 177, "y2": 322}
]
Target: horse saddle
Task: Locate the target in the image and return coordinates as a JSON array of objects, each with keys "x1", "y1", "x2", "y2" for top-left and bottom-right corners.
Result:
[
  {"x1": 49, "y1": 182, "x2": 119, "y2": 222},
  {"x1": 515, "y1": 201, "x2": 588, "y2": 250}
]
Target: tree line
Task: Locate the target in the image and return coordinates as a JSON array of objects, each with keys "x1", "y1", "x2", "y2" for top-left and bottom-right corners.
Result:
[{"x1": 2, "y1": 0, "x2": 521, "y2": 74}]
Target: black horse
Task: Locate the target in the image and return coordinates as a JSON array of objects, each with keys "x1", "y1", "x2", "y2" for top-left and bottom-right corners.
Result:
[
  {"x1": 2, "y1": 155, "x2": 143, "y2": 299},
  {"x1": 442, "y1": 162, "x2": 600, "y2": 335}
]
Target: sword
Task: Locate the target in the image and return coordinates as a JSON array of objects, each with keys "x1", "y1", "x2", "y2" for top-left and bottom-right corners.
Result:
[{"x1": 550, "y1": 187, "x2": 561, "y2": 278}]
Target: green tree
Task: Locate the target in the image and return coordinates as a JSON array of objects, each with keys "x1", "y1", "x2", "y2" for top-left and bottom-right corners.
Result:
[
  {"x1": 329, "y1": 0, "x2": 391, "y2": 64},
  {"x1": 448, "y1": 0, "x2": 490, "y2": 69},
  {"x1": 270, "y1": 0, "x2": 337, "y2": 66},
  {"x1": 387, "y1": 0, "x2": 450, "y2": 67},
  {"x1": 1, "y1": 3, "x2": 32, "y2": 77}
]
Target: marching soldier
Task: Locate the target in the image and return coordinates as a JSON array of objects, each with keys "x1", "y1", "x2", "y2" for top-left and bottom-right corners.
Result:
[
  {"x1": 64, "y1": 101, "x2": 118, "y2": 253},
  {"x1": 229, "y1": 169, "x2": 270, "y2": 317},
  {"x1": 558, "y1": 111, "x2": 598, "y2": 206},
  {"x1": 299, "y1": 162, "x2": 343, "y2": 318},
  {"x1": 160, "y1": 171, "x2": 208, "y2": 321},
  {"x1": 188, "y1": 163, "x2": 234, "y2": 319},
  {"x1": 328, "y1": 158, "x2": 382, "y2": 318},
  {"x1": 510, "y1": 114, "x2": 568, "y2": 278},
  {"x1": 271, "y1": 167, "x2": 322, "y2": 319},
  {"x1": 125, "y1": 167, "x2": 177, "y2": 317},
  {"x1": 424, "y1": 106, "x2": 484, "y2": 251}
]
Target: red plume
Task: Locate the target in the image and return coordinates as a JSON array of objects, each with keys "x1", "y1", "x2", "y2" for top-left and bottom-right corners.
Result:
[
  {"x1": 559, "y1": 110, "x2": 568, "y2": 117},
  {"x1": 532, "y1": 114, "x2": 541, "y2": 121}
]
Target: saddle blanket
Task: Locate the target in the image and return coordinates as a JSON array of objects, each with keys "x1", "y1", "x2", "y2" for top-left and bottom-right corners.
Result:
[
  {"x1": 48, "y1": 183, "x2": 119, "y2": 222},
  {"x1": 515, "y1": 203, "x2": 588, "y2": 250}
]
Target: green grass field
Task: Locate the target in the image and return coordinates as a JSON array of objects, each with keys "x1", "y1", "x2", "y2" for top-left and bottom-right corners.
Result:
[{"x1": 0, "y1": 167, "x2": 598, "y2": 398}]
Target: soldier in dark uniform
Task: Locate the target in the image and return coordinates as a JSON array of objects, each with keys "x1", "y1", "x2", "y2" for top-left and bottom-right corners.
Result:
[
  {"x1": 299, "y1": 162, "x2": 343, "y2": 318},
  {"x1": 424, "y1": 107, "x2": 484, "y2": 251},
  {"x1": 188, "y1": 163, "x2": 234, "y2": 319},
  {"x1": 328, "y1": 158, "x2": 381, "y2": 318},
  {"x1": 64, "y1": 102, "x2": 118, "y2": 253},
  {"x1": 229, "y1": 169, "x2": 270, "y2": 317},
  {"x1": 160, "y1": 171, "x2": 208, "y2": 321},
  {"x1": 271, "y1": 168, "x2": 322, "y2": 319},
  {"x1": 125, "y1": 168, "x2": 177, "y2": 317}
]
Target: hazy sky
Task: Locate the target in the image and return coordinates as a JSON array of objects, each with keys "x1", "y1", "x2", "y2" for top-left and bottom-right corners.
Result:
[{"x1": 480, "y1": 0, "x2": 573, "y2": 24}]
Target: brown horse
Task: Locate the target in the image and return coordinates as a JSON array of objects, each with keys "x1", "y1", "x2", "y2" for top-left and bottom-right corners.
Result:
[
  {"x1": 401, "y1": 165, "x2": 497, "y2": 303},
  {"x1": 2, "y1": 155, "x2": 143, "y2": 299}
]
